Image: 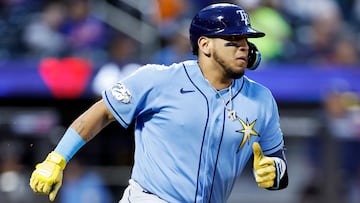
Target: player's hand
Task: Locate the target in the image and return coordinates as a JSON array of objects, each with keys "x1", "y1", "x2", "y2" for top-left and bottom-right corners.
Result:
[
  {"x1": 252, "y1": 142, "x2": 276, "y2": 188},
  {"x1": 29, "y1": 151, "x2": 66, "y2": 201}
]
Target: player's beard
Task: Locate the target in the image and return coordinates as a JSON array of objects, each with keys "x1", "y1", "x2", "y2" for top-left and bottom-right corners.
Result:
[{"x1": 213, "y1": 51, "x2": 245, "y2": 79}]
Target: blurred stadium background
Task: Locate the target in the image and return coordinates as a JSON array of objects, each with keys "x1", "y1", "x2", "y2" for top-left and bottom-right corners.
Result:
[{"x1": 0, "y1": 0, "x2": 360, "y2": 202}]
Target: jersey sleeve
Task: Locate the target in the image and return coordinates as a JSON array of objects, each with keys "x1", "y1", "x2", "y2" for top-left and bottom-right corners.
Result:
[
  {"x1": 101, "y1": 64, "x2": 161, "y2": 128},
  {"x1": 259, "y1": 92, "x2": 284, "y2": 155}
]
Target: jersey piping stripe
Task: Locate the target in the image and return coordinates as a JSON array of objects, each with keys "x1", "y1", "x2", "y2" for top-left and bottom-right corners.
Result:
[
  {"x1": 182, "y1": 63, "x2": 210, "y2": 203},
  {"x1": 230, "y1": 78, "x2": 245, "y2": 104},
  {"x1": 104, "y1": 91, "x2": 130, "y2": 127},
  {"x1": 262, "y1": 140, "x2": 283, "y2": 153},
  {"x1": 208, "y1": 109, "x2": 226, "y2": 202},
  {"x1": 208, "y1": 78, "x2": 245, "y2": 202}
]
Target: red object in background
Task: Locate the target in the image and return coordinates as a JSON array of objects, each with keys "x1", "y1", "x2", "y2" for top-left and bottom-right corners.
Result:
[{"x1": 39, "y1": 57, "x2": 92, "y2": 99}]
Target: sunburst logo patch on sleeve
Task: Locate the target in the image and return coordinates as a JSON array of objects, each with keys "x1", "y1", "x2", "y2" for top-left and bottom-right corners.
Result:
[{"x1": 111, "y1": 83, "x2": 131, "y2": 104}]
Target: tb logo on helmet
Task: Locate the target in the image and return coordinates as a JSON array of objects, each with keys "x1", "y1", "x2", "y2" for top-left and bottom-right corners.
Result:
[{"x1": 236, "y1": 10, "x2": 250, "y2": 25}]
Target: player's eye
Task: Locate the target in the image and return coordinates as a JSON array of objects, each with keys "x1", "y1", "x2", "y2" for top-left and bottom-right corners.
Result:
[{"x1": 224, "y1": 42, "x2": 241, "y2": 47}]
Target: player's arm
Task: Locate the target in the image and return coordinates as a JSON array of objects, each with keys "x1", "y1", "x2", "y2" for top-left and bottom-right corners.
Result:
[
  {"x1": 252, "y1": 142, "x2": 288, "y2": 190},
  {"x1": 69, "y1": 98, "x2": 115, "y2": 142},
  {"x1": 29, "y1": 99, "x2": 115, "y2": 201}
]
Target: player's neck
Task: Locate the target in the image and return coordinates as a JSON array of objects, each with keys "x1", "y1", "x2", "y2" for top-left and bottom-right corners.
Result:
[{"x1": 206, "y1": 77, "x2": 232, "y2": 90}]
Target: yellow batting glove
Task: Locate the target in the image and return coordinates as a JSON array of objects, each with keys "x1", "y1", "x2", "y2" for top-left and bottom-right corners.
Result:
[
  {"x1": 252, "y1": 142, "x2": 276, "y2": 189},
  {"x1": 29, "y1": 151, "x2": 66, "y2": 201}
]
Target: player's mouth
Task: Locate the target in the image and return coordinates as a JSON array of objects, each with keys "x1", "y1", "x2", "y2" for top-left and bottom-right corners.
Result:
[
  {"x1": 236, "y1": 56, "x2": 247, "y2": 62},
  {"x1": 235, "y1": 56, "x2": 247, "y2": 65}
]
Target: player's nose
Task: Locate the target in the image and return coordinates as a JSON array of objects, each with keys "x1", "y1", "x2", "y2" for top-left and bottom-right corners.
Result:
[
  {"x1": 235, "y1": 40, "x2": 249, "y2": 51},
  {"x1": 237, "y1": 43, "x2": 249, "y2": 54}
]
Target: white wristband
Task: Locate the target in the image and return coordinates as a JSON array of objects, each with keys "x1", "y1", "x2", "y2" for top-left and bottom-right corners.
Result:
[{"x1": 272, "y1": 157, "x2": 286, "y2": 179}]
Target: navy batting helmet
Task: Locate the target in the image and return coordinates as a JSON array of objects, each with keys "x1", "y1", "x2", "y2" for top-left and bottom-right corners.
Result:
[{"x1": 189, "y1": 3, "x2": 265, "y2": 69}]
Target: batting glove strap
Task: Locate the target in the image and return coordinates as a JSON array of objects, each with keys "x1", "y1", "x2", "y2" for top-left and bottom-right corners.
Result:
[
  {"x1": 268, "y1": 157, "x2": 286, "y2": 190},
  {"x1": 46, "y1": 151, "x2": 67, "y2": 170}
]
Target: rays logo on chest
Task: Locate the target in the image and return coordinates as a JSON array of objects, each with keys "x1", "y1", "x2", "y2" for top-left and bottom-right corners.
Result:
[{"x1": 236, "y1": 118, "x2": 259, "y2": 152}]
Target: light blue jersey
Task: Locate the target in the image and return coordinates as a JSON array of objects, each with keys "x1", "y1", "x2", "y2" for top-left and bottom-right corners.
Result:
[{"x1": 102, "y1": 60, "x2": 284, "y2": 203}]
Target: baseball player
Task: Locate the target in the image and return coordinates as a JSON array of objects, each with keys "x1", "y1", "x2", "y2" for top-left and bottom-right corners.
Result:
[{"x1": 30, "y1": 3, "x2": 288, "y2": 202}]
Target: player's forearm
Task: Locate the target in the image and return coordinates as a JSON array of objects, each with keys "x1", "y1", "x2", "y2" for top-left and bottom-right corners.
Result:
[
  {"x1": 54, "y1": 99, "x2": 114, "y2": 162},
  {"x1": 69, "y1": 99, "x2": 114, "y2": 142}
]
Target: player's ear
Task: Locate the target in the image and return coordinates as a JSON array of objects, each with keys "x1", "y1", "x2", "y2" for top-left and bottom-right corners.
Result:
[
  {"x1": 247, "y1": 42, "x2": 261, "y2": 70},
  {"x1": 198, "y1": 36, "x2": 211, "y2": 57}
]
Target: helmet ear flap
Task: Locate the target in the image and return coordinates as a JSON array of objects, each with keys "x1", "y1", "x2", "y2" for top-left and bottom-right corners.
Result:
[{"x1": 247, "y1": 42, "x2": 261, "y2": 70}]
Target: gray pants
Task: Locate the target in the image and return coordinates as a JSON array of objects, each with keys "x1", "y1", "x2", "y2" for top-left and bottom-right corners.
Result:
[{"x1": 119, "y1": 179, "x2": 168, "y2": 203}]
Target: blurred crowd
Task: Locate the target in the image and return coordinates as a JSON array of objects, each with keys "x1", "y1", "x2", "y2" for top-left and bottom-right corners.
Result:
[
  {"x1": 301, "y1": 78, "x2": 360, "y2": 203},
  {"x1": 1, "y1": 0, "x2": 360, "y2": 203},
  {"x1": 0, "y1": 0, "x2": 359, "y2": 68}
]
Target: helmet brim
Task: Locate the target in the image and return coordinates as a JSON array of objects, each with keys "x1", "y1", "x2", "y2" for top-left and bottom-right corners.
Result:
[{"x1": 207, "y1": 27, "x2": 265, "y2": 38}]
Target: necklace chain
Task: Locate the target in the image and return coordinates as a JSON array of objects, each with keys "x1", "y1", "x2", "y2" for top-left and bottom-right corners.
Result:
[{"x1": 215, "y1": 84, "x2": 237, "y2": 121}]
